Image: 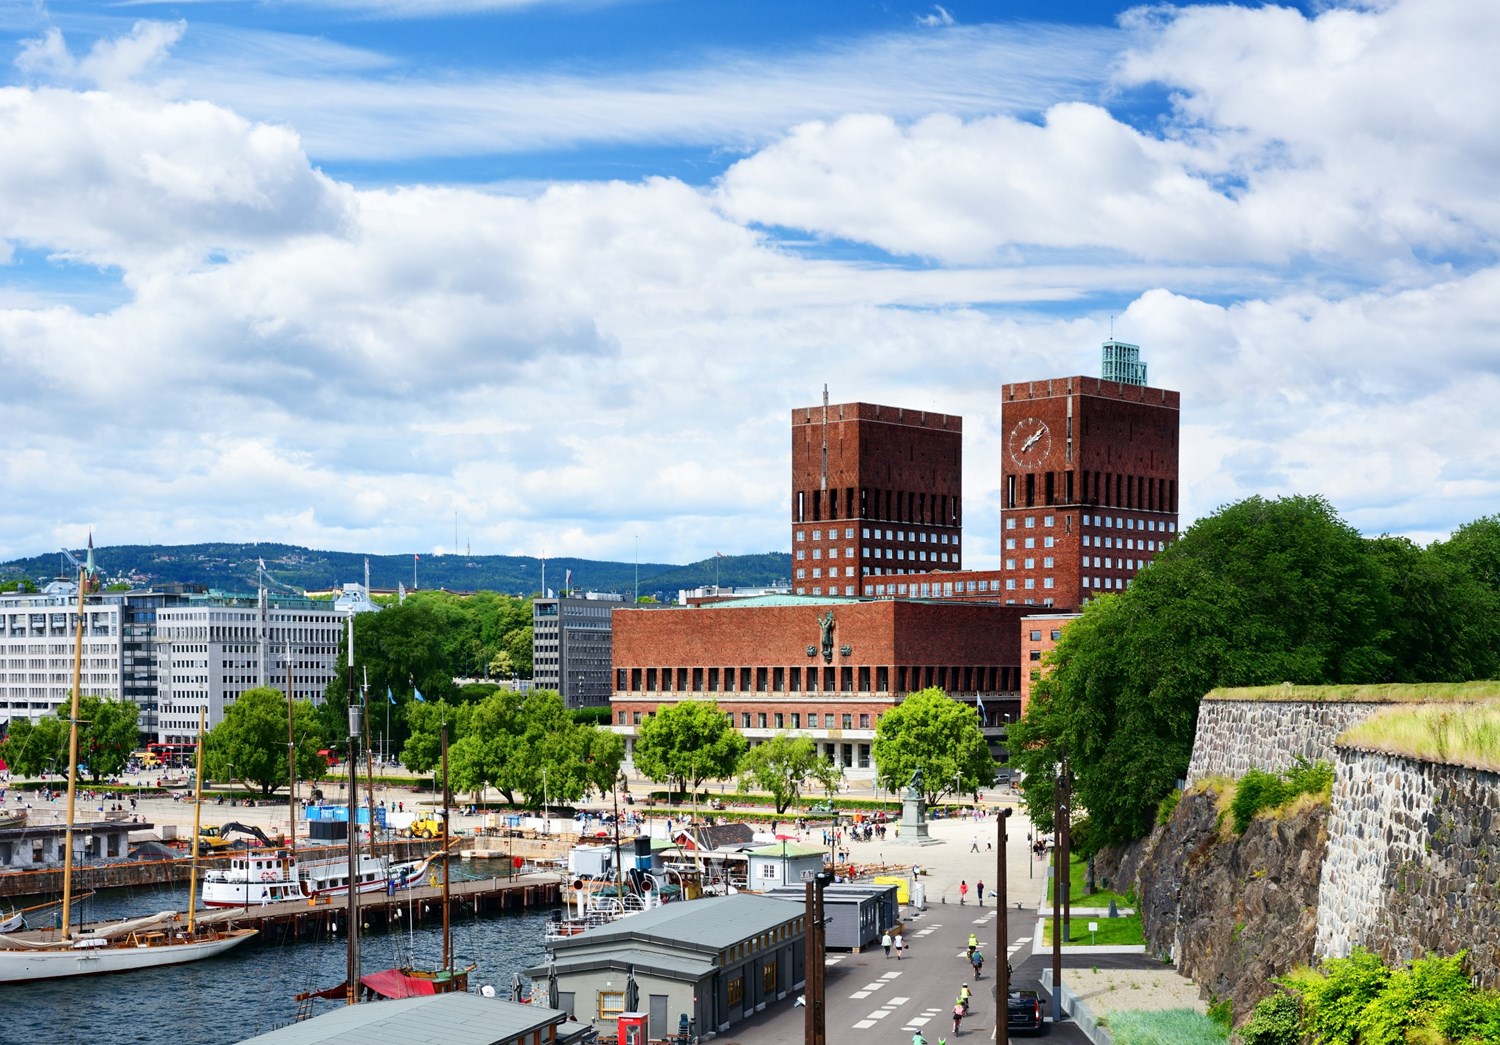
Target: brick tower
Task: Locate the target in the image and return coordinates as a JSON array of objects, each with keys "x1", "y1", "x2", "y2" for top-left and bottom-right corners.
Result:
[
  {"x1": 791, "y1": 390, "x2": 962, "y2": 596},
  {"x1": 998, "y1": 341, "x2": 1179, "y2": 607}
]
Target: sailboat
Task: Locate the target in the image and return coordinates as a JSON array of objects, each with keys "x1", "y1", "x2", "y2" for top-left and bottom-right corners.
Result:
[{"x1": 0, "y1": 568, "x2": 257, "y2": 982}]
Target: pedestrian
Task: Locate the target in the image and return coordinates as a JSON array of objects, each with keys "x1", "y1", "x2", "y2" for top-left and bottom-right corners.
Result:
[
  {"x1": 882, "y1": 930, "x2": 893, "y2": 958},
  {"x1": 969, "y1": 834, "x2": 979, "y2": 853},
  {"x1": 976, "y1": 880, "x2": 985, "y2": 906},
  {"x1": 959, "y1": 880, "x2": 968, "y2": 905},
  {"x1": 894, "y1": 930, "x2": 905, "y2": 960}
]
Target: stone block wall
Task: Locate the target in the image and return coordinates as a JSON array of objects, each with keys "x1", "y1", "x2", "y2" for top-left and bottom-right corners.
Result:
[
  {"x1": 1314, "y1": 747, "x2": 1500, "y2": 986},
  {"x1": 1186, "y1": 699, "x2": 1388, "y2": 782}
]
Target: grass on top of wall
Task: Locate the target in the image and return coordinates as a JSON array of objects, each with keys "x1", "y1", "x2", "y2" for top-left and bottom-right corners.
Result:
[
  {"x1": 1340, "y1": 702, "x2": 1500, "y2": 772},
  {"x1": 1044, "y1": 852, "x2": 1133, "y2": 910},
  {"x1": 1041, "y1": 912, "x2": 1143, "y2": 947},
  {"x1": 1101, "y1": 1008, "x2": 1229, "y2": 1044},
  {"x1": 1203, "y1": 680, "x2": 1500, "y2": 704}
]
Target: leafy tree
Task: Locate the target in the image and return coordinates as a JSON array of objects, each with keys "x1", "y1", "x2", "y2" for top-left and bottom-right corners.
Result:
[
  {"x1": 1011, "y1": 495, "x2": 1403, "y2": 848},
  {"x1": 1, "y1": 696, "x2": 138, "y2": 781},
  {"x1": 736, "y1": 732, "x2": 820, "y2": 813},
  {"x1": 0, "y1": 579, "x2": 38, "y2": 594},
  {"x1": 633, "y1": 699, "x2": 747, "y2": 799},
  {"x1": 75, "y1": 695, "x2": 141, "y2": 781},
  {"x1": 576, "y1": 724, "x2": 626, "y2": 800},
  {"x1": 401, "y1": 699, "x2": 469, "y2": 775},
  {"x1": 871, "y1": 687, "x2": 995, "y2": 805},
  {"x1": 203, "y1": 687, "x2": 326, "y2": 796},
  {"x1": 809, "y1": 755, "x2": 844, "y2": 801},
  {"x1": 2, "y1": 714, "x2": 69, "y2": 777}
]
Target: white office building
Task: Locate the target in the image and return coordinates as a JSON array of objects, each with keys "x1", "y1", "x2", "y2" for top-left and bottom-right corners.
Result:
[{"x1": 0, "y1": 585, "x2": 126, "y2": 727}]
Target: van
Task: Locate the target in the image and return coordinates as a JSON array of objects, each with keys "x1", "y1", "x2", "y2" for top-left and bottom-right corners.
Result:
[{"x1": 139, "y1": 751, "x2": 162, "y2": 768}]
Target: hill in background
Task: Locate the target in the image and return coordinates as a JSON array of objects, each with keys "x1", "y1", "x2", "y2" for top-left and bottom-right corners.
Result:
[{"x1": 0, "y1": 542, "x2": 791, "y2": 601}]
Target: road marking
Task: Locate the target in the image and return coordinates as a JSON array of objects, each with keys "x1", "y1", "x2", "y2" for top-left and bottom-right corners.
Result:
[
  {"x1": 880, "y1": 972, "x2": 902, "y2": 981},
  {"x1": 890, "y1": 995, "x2": 910, "y2": 1004},
  {"x1": 850, "y1": 991, "x2": 872, "y2": 999},
  {"x1": 915, "y1": 927, "x2": 939, "y2": 936},
  {"x1": 853, "y1": 1020, "x2": 878, "y2": 1029},
  {"x1": 902, "y1": 1009, "x2": 942, "y2": 1029}
]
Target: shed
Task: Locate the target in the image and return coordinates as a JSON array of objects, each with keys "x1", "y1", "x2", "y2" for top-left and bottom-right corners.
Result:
[
  {"x1": 745, "y1": 841, "x2": 825, "y2": 890},
  {"x1": 765, "y1": 882, "x2": 898, "y2": 951},
  {"x1": 234, "y1": 992, "x2": 573, "y2": 1045}
]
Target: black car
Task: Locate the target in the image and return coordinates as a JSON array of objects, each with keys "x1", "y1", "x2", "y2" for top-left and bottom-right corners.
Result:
[{"x1": 1007, "y1": 989, "x2": 1046, "y2": 1034}]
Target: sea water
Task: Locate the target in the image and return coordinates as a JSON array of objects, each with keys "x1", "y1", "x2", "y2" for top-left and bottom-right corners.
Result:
[{"x1": 1, "y1": 877, "x2": 554, "y2": 1045}]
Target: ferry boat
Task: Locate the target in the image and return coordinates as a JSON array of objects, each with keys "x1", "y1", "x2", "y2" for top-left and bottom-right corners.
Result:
[{"x1": 201, "y1": 848, "x2": 432, "y2": 907}]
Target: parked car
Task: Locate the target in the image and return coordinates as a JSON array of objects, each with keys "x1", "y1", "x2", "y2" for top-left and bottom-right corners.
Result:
[{"x1": 1007, "y1": 989, "x2": 1046, "y2": 1034}]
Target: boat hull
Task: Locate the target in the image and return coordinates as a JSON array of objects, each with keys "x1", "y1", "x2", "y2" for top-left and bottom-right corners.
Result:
[{"x1": 0, "y1": 929, "x2": 258, "y2": 983}]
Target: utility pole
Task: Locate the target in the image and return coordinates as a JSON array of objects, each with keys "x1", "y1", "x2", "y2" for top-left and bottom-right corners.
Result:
[
  {"x1": 803, "y1": 871, "x2": 831, "y2": 1045},
  {"x1": 996, "y1": 806, "x2": 1013, "y2": 1045}
]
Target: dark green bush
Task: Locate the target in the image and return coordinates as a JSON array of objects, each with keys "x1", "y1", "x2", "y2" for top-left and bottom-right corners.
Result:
[
  {"x1": 1238, "y1": 992, "x2": 1301, "y2": 1045},
  {"x1": 1230, "y1": 758, "x2": 1332, "y2": 834}
]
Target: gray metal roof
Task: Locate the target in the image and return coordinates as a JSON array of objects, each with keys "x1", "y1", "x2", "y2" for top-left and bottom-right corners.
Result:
[
  {"x1": 550, "y1": 893, "x2": 803, "y2": 954},
  {"x1": 234, "y1": 994, "x2": 568, "y2": 1045},
  {"x1": 524, "y1": 946, "x2": 717, "y2": 983}
]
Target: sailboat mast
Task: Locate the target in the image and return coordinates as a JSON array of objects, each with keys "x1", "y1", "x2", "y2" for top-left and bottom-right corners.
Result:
[
  {"x1": 59, "y1": 569, "x2": 86, "y2": 940},
  {"x1": 344, "y1": 616, "x2": 362, "y2": 1006},
  {"x1": 287, "y1": 657, "x2": 297, "y2": 866},
  {"x1": 188, "y1": 709, "x2": 207, "y2": 935},
  {"x1": 440, "y1": 723, "x2": 451, "y2": 971}
]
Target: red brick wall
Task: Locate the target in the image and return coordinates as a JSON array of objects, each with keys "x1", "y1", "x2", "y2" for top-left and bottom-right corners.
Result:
[{"x1": 1018, "y1": 612, "x2": 1081, "y2": 714}]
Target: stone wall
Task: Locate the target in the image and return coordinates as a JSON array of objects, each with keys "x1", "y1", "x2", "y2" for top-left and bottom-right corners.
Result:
[
  {"x1": 1186, "y1": 699, "x2": 1387, "y2": 782},
  {"x1": 1314, "y1": 747, "x2": 1500, "y2": 986},
  {"x1": 1131, "y1": 787, "x2": 1328, "y2": 1022}
]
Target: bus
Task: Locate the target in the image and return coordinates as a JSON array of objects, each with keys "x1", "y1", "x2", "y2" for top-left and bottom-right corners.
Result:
[{"x1": 146, "y1": 741, "x2": 197, "y2": 768}]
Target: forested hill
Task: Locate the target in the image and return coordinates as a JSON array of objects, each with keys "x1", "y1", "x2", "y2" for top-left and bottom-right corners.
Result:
[{"x1": 0, "y1": 543, "x2": 791, "y2": 600}]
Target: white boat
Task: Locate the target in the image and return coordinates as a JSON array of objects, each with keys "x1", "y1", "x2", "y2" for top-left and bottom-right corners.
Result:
[
  {"x1": 201, "y1": 848, "x2": 432, "y2": 908},
  {"x1": 0, "y1": 566, "x2": 257, "y2": 982}
]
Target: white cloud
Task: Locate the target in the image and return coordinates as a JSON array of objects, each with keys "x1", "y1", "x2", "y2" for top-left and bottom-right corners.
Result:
[
  {"x1": 917, "y1": 6, "x2": 955, "y2": 28},
  {"x1": 2, "y1": 0, "x2": 1497, "y2": 569},
  {"x1": 16, "y1": 21, "x2": 186, "y2": 88}
]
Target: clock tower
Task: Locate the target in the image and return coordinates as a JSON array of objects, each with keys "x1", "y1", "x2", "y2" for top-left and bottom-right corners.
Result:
[{"x1": 998, "y1": 340, "x2": 1179, "y2": 609}]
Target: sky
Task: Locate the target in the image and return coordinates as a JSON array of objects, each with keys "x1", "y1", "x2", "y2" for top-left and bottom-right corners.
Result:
[{"x1": 0, "y1": 0, "x2": 1496, "y2": 571}]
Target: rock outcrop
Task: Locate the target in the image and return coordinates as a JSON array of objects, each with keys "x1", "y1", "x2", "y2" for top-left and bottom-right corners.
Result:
[{"x1": 1129, "y1": 788, "x2": 1328, "y2": 1022}]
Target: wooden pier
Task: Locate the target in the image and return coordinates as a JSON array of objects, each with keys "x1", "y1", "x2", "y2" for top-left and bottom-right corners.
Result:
[{"x1": 13, "y1": 873, "x2": 563, "y2": 945}]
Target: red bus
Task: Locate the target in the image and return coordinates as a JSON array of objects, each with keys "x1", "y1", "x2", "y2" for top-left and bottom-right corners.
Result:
[{"x1": 146, "y1": 741, "x2": 197, "y2": 768}]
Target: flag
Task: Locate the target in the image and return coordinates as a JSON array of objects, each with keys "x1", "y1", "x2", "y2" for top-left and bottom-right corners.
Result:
[
  {"x1": 387, "y1": 686, "x2": 395, "y2": 705},
  {"x1": 715, "y1": 551, "x2": 724, "y2": 558},
  {"x1": 976, "y1": 693, "x2": 987, "y2": 723},
  {"x1": 398, "y1": 581, "x2": 407, "y2": 605},
  {"x1": 412, "y1": 687, "x2": 426, "y2": 703},
  {"x1": 564, "y1": 569, "x2": 572, "y2": 590}
]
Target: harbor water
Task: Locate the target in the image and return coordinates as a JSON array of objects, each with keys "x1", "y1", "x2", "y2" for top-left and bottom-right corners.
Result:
[{"x1": 1, "y1": 877, "x2": 554, "y2": 1045}]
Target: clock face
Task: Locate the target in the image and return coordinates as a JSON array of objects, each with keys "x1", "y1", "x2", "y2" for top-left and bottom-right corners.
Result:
[{"x1": 1008, "y1": 417, "x2": 1051, "y2": 469}]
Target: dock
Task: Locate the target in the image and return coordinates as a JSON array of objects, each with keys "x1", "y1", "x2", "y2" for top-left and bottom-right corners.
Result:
[{"x1": 5, "y1": 873, "x2": 564, "y2": 944}]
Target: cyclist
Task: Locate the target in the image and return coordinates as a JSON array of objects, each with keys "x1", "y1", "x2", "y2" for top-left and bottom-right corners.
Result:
[
  {"x1": 966, "y1": 932, "x2": 978, "y2": 959},
  {"x1": 958, "y1": 982, "x2": 972, "y2": 1013},
  {"x1": 970, "y1": 948, "x2": 984, "y2": 978},
  {"x1": 952, "y1": 1001, "x2": 965, "y2": 1035},
  {"x1": 912, "y1": 1032, "x2": 929, "y2": 1045}
]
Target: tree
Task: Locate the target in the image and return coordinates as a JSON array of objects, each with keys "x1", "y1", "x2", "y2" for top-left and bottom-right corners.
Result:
[
  {"x1": 0, "y1": 696, "x2": 138, "y2": 781},
  {"x1": 633, "y1": 699, "x2": 747, "y2": 799},
  {"x1": 736, "y1": 732, "x2": 820, "y2": 813},
  {"x1": 809, "y1": 755, "x2": 844, "y2": 801},
  {"x1": 75, "y1": 696, "x2": 141, "y2": 781},
  {"x1": 2, "y1": 714, "x2": 69, "y2": 777},
  {"x1": 203, "y1": 687, "x2": 326, "y2": 796},
  {"x1": 1011, "y1": 494, "x2": 1410, "y2": 849},
  {"x1": 576, "y1": 725, "x2": 627, "y2": 801},
  {"x1": 871, "y1": 687, "x2": 995, "y2": 805}
]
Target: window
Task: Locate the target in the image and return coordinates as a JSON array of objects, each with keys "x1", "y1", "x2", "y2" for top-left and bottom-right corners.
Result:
[
  {"x1": 812, "y1": 568, "x2": 821, "y2": 578},
  {"x1": 842, "y1": 713, "x2": 853, "y2": 729},
  {"x1": 845, "y1": 567, "x2": 855, "y2": 577},
  {"x1": 1044, "y1": 536, "x2": 1055, "y2": 548},
  {"x1": 846, "y1": 527, "x2": 855, "y2": 538},
  {"x1": 828, "y1": 547, "x2": 838, "y2": 559},
  {"x1": 1043, "y1": 515, "x2": 1054, "y2": 527},
  {"x1": 812, "y1": 548, "x2": 821, "y2": 559},
  {"x1": 632, "y1": 711, "x2": 642, "y2": 725},
  {"x1": 1005, "y1": 579, "x2": 1016, "y2": 590},
  {"x1": 1005, "y1": 518, "x2": 1016, "y2": 530},
  {"x1": 813, "y1": 529, "x2": 822, "y2": 540},
  {"x1": 1029, "y1": 630, "x2": 1042, "y2": 641},
  {"x1": 796, "y1": 550, "x2": 805, "y2": 560},
  {"x1": 1024, "y1": 537, "x2": 1035, "y2": 549},
  {"x1": 1024, "y1": 558, "x2": 1035, "y2": 569},
  {"x1": 796, "y1": 568, "x2": 805, "y2": 579},
  {"x1": 727, "y1": 976, "x2": 745, "y2": 1007},
  {"x1": 1005, "y1": 538, "x2": 1016, "y2": 550},
  {"x1": 791, "y1": 713, "x2": 801, "y2": 728},
  {"x1": 1051, "y1": 630, "x2": 1063, "y2": 640},
  {"x1": 1024, "y1": 516, "x2": 1035, "y2": 528},
  {"x1": 1043, "y1": 557, "x2": 1054, "y2": 567},
  {"x1": 758, "y1": 713, "x2": 768, "y2": 728},
  {"x1": 1025, "y1": 578, "x2": 1036, "y2": 589},
  {"x1": 741, "y1": 713, "x2": 751, "y2": 728},
  {"x1": 1044, "y1": 577, "x2": 1055, "y2": 588},
  {"x1": 846, "y1": 547, "x2": 855, "y2": 558},
  {"x1": 598, "y1": 992, "x2": 627, "y2": 1020},
  {"x1": 825, "y1": 713, "x2": 836, "y2": 728},
  {"x1": 859, "y1": 713, "x2": 870, "y2": 728},
  {"x1": 862, "y1": 528, "x2": 870, "y2": 539},
  {"x1": 1030, "y1": 650, "x2": 1041, "y2": 661}
]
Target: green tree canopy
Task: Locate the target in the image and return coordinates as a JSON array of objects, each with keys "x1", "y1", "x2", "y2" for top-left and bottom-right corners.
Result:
[
  {"x1": 203, "y1": 687, "x2": 327, "y2": 796},
  {"x1": 633, "y1": 699, "x2": 747, "y2": 798},
  {"x1": 871, "y1": 687, "x2": 995, "y2": 806},
  {"x1": 1009, "y1": 494, "x2": 1492, "y2": 850},
  {"x1": 736, "y1": 732, "x2": 821, "y2": 813},
  {"x1": 1, "y1": 696, "x2": 139, "y2": 782}
]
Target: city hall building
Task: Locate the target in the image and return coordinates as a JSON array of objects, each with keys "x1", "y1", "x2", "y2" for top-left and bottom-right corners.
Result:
[{"x1": 611, "y1": 595, "x2": 1024, "y2": 767}]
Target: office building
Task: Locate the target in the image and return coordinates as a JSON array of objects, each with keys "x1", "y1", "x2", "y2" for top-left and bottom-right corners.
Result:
[{"x1": 532, "y1": 592, "x2": 624, "y2": 709}]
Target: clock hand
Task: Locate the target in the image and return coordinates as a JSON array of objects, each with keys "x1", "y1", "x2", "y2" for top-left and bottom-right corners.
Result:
[{"x1": 1022, "y1": 429, "x2": 1042, "y2": 451}]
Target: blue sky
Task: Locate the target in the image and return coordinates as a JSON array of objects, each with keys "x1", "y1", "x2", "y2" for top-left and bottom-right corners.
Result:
[{"x1": 0, "y1": 0, "x2": 1496, "y2": 569}]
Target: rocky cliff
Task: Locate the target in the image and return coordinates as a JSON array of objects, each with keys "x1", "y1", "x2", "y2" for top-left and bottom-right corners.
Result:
[{"x1": 1119, "y1": 788, "x2": 1329, "y2": 1022}]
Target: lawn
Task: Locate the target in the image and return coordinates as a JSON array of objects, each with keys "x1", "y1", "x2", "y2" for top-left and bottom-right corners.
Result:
[
  {"x1": 1043, "y1": 852, "x2": 1133, "y2": 910},
  {"x1": 1102, "y1": 1008, "x2": 1228, "y2": 1044},
  {"x1": 1041, "y1": 912, "x2": 1144, "y2": 947}
]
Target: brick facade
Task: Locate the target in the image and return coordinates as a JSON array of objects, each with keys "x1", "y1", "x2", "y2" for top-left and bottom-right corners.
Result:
[
  {"x1": 791, "y1": 401, "x2": 963, "y2": 596},
  {"x1": 1018, "y1": 611, "x2": 1081, "y2": 714},
  {"x1": 999, "y1": 376, "x2": 1180, "y2": 608},
  {"x1": 611, "y1": 597, "x2": 1022, "y2": 767}
]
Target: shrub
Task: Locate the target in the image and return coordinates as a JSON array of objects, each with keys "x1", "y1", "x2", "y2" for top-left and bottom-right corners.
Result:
[
  {"x1": 1238, "y1": 992, "x2": 1301, "y2": 1045},
  {"x1": 1156, "y1": 787, "x2": 1183, "y2": 826},
  {"x1": 1295, "y1": 947, "x2": 1390, "y2": 1045},
  {"x1": 1229, "y1": 758, "x2": 1333, "y2": 834}
]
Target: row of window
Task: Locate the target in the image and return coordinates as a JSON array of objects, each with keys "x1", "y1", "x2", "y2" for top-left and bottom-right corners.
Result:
[
  {"x1": 1082, "y1": 514, "x2": 1176, "y2": 533},
  {"x1": 1005, "y1": 557, "x2": 1055, "y2": 569},
  {"x1": 1027, "y1": 630, "x2": 1065, "y2": 642},
  {"x1": 1083, "y1": 577, "x2": 1131, "y2": 589},
  {"x1": 1004, "y1": 536, "x2": 1055, "y2": 550},
  {"x1": 1083, "y1": 535, "x2": 1159, "y2": 550},
  {"x1": 796, "y1": 546, "x2": 958, "y2": 563},
  {"x1": 795, "y1": 527, "x2": 959, "y2": 546}
]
